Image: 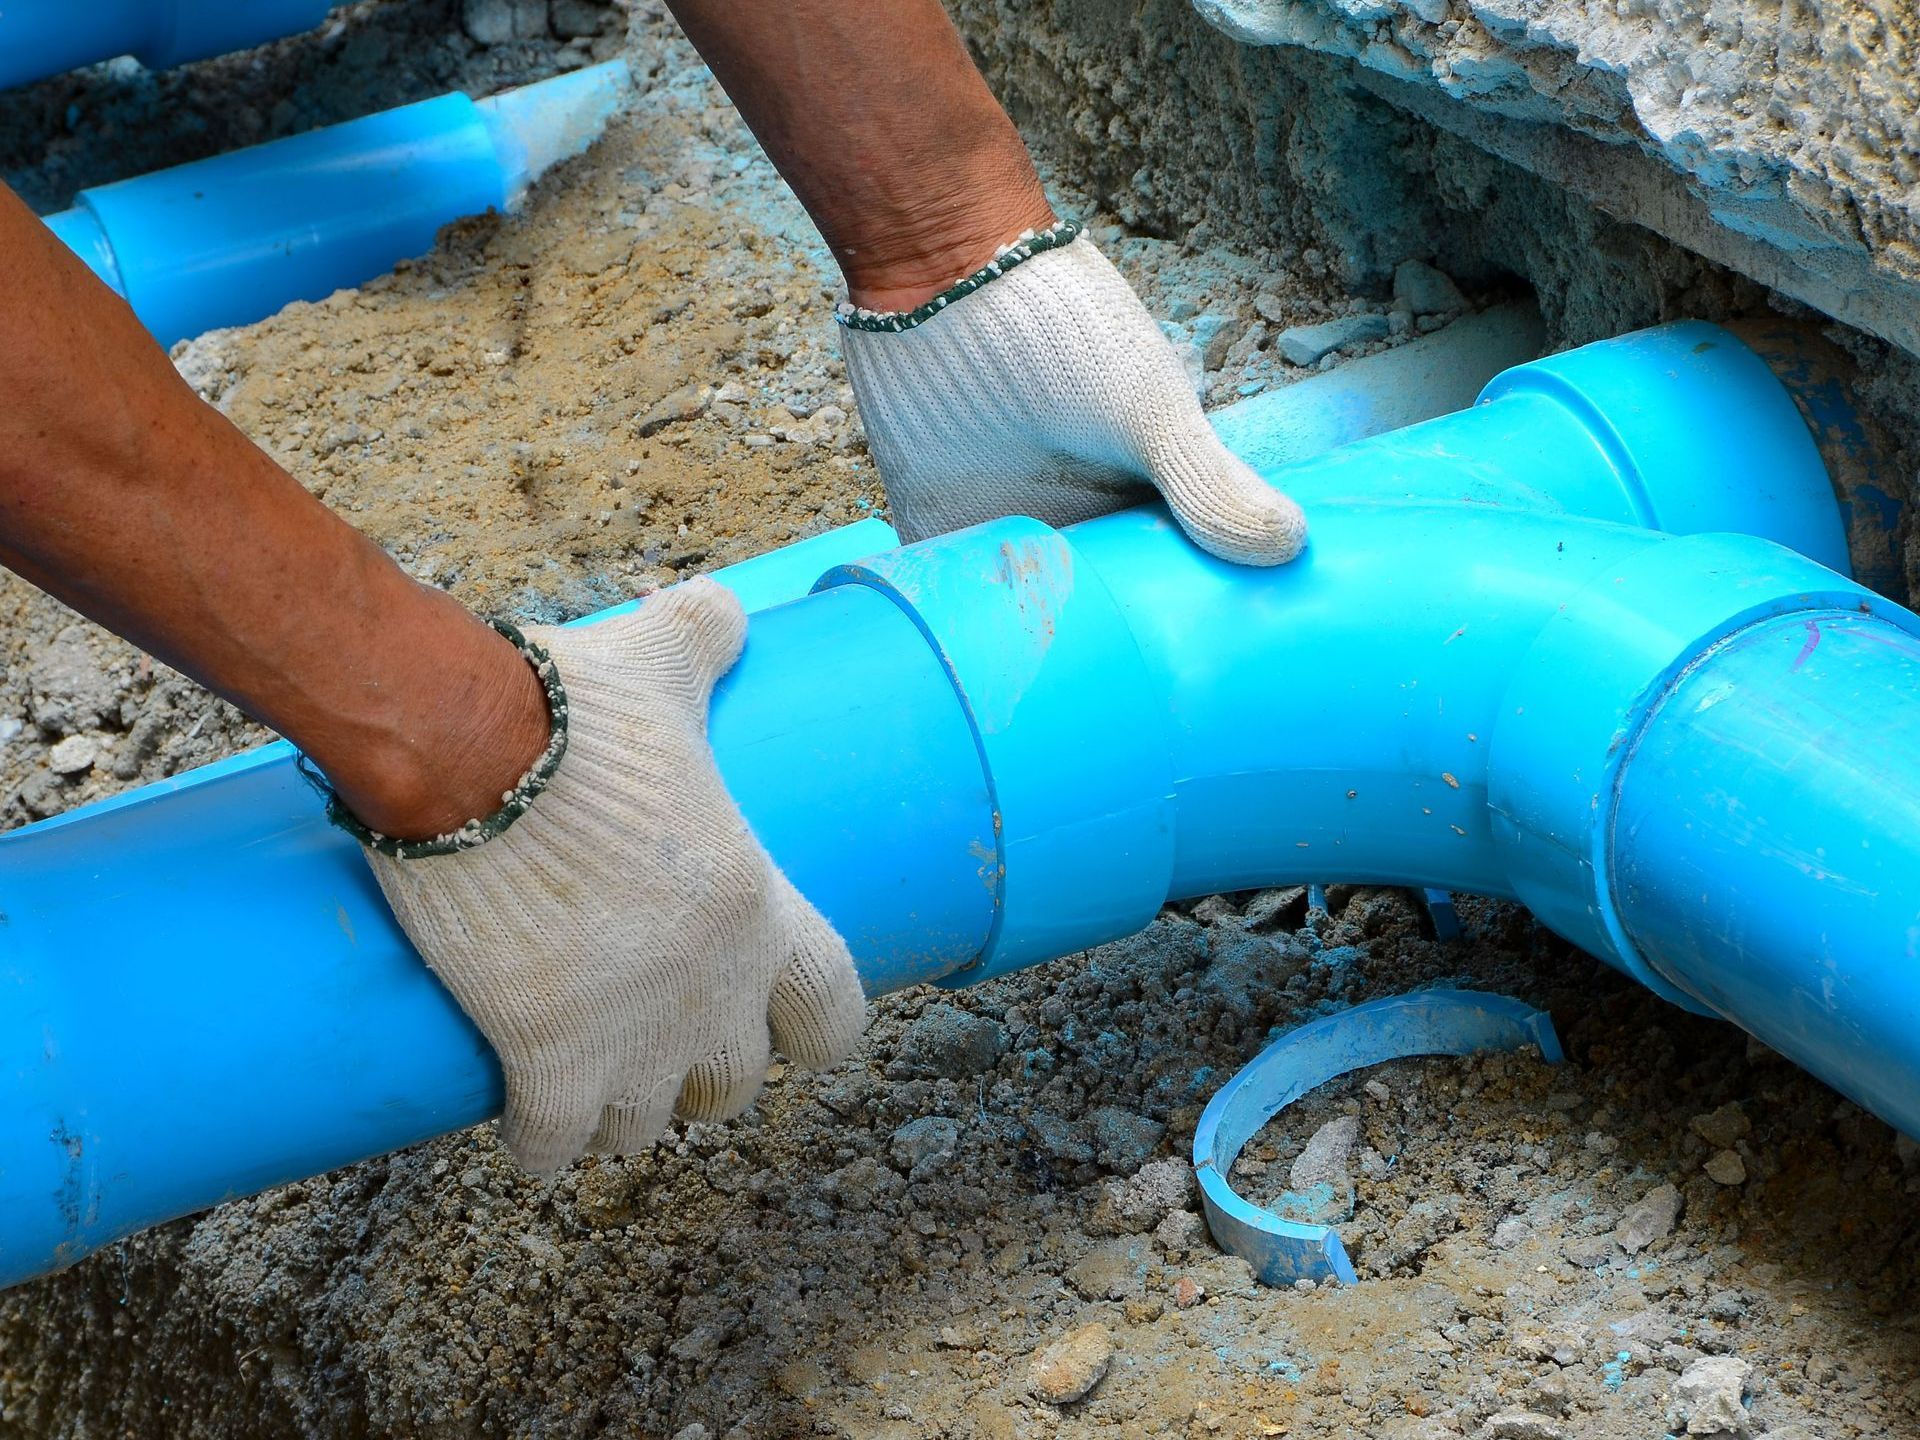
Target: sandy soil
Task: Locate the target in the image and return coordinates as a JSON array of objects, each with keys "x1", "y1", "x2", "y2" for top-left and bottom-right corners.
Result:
[{"x1": 0, "y1": 4, "x2": 1915, "y2": 1439}]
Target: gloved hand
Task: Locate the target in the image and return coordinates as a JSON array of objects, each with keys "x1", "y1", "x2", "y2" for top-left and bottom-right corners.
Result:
[
  {"x1": 357, "y1": 578, "x2": 868, "y2": 1174},
  {"x1": 839, "y1": 221, "x2": 1307, "y2": 565}
]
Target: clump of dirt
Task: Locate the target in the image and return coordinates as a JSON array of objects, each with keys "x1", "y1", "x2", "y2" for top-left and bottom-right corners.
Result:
[{"x1": 2, "y1": 4, "x2": 1918, "y2": 1440}]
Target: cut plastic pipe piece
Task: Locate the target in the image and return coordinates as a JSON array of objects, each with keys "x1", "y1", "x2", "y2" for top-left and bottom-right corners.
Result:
[
  {"x1": 5, "y1": 321, "x2": 1911, "y2": 1293},
  {"x1": 42, "y1": 61, "x2": 632, "y2": 347},
  {"x1": 1193, "y1": 990, "x2": 1563, "y2": 1286},
  {"x1": 1210, "y1": 301, "x2": 1546, "y2": 467},
  {"x1": 0, "y1": 0, "x2": 333, "y2": 92}
]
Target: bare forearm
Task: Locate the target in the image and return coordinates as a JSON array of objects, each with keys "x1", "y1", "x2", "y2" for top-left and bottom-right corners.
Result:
[
  {"x1": 0, "y1": 184, "x2": 545, "y2": 838},
  {"x1": 666, "y1": 0, "x2": 1053, "y2": 309}
]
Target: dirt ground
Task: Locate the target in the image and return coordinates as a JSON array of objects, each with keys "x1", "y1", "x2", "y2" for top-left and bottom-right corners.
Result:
[{"x1": 1, "y1": 4, "x2": 1916, "y2": 1438}]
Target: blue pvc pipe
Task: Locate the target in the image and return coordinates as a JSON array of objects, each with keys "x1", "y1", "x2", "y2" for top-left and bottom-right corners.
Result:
[
  {"x1": 42, "y1": 63, "x2": 631, "y2": 348},
  {"x1": 0, "y1": 0, "x2": 332, "y2": 92},
  {"x1": 1613, "y1": 612, "x2": 1920, "y2": 1128},
  {"x1": 4, "y1": 322, "x2": 1912, "y2": 1291}
]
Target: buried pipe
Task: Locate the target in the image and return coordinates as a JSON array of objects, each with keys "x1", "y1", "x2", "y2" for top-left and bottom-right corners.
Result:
[
  {"x1": 41, "y1": 61, "x2": 633, "y2": 348},
  {"x1": 0, "y1": 0, "x2": 332, "y2": 92},
  {"x1": 3, "y1": 321, "x2": 1915, "y2": 1290}
]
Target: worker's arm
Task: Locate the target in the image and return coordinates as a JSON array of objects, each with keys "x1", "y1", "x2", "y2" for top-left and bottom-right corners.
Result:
[
  {"x1": 0, "y1": 185, "x2": 864, "y2": 1171},
  {"x1": 0, "y1": 183, "x2": 546, "y2": 841},
  {"x1": 667, "y1": 0, "x2": 1307, "y2": 565}
]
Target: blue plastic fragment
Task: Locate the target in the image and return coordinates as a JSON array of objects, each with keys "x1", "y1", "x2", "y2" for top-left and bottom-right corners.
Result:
[
  {"x1": 1192, "y1": 989, "x2": 1563, "y2": 1287},
  {"x1": 1419, "y1": 889, "x2": 1463, "y2": 942}
]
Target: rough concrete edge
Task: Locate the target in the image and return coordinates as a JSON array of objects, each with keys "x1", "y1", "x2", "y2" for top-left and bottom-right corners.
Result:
[
  {"x1": 1350, "y1": 69, "x2": 1920, "y2": 359},
  {"x1": 1191, "y1": 0, "x2": 1920, "y2": 360}
]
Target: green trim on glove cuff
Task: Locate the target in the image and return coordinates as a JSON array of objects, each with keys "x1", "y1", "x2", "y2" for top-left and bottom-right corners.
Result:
[
  {"x1": 835, "y1": 218, "x2": 1083, "y2": 333},
  {"x1": 299, "y1": 619, "x2": 571, "y2": 860}
]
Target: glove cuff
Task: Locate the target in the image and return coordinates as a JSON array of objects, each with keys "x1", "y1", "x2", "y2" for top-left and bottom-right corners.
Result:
[
  {"x1": 299, "y1": 619, "x2": 571, "y2": 860},
  {"x1": 834, "y1": 216, "x2": 1083, "y2": 334}
]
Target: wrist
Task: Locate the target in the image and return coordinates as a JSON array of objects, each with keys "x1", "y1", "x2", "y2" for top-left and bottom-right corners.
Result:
[
  {"x1": 836, "y1": 160, "x2": 1055, "y2": 313},
  {"x1": 315, "y1": 600, "x2": 554, "y2": 844}
]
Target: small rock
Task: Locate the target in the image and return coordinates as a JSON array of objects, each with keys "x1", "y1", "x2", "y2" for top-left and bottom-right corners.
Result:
[
  {"x1": 1363, "y1": 1079, "x2": 1392, "y2": 1105},
  {"x1": 1172, "y1": 1275, "x2": 1206, "y2": 1308},
  {"x1": 889, "y1": 1116, "x2": 960, "y2": 1179},
  {"x1": 890, "y1": 1004, "x2": 1006, "y2": 1080},
  {"x1": 1098, "y1": 1159, "x2": 1198, "y2": 1236},
  {"x1": 1691, "y1": 1103, "x2": 1752, "y2": 1149},
  {"x1": 713, "y1": 380, "x2": 750, "y2": 405},
  {"x1": 1704, "y1": 1289, "x2": 1748, "y2": 1322},
  {"x1": 1675, "y1": 1355, "x2": 1751, "y2": 1435},
  {"x1": 1615, "y1": 1183, "x2": 1681, "y2": 1253},
  {"x1": 30, "y1": 623, "x2": 118, "y2": 734},
  {"x1": 1512, "y1": 1324, "x2": 1587, "y2": 1367},
  {"x1": 461, "y1": 0, "x2": 547, "y2": 44},
  {"x1": 1242, "y1": 885, "x2": 1307, "y2": 932},
  {"x1": 1290, "y1": 1115, "x2": 1360, "y2": 1191},
  {"x1": 1191, "y1": 894, "x2": 1240, "y2": 925},
  {"x1": 1704, "y1": 1149, "x2": 1748, "y2": 1186},
  {"x1": 548, "y1": 0, "x2": 606, "y2": 37},
  {"x1": 1560, "y1": 1234, "x2": 1614, "y2": 1269},
  {"x1": 1192, "y1": 313, "x2": 1237, "y2": 370},
  {"x1": 1525, "y1": 1370, "x2": 1572, "y2": 1417},
  {"x1": 1153, "y1": 1205, "x2": 1208, "y2": 1258},
  {"x1": 1485, "y1": 1413, "x2": 1565, "y2": 1440},
  {"x1": 1224, "y1": 320, "x2": 1268, "y2": 368},
  {"x1": 1028, "y1": 1323, "x2": 1112, "y2": 1405},
  {"x1": 47, "y1": 734, "x2": 99, "y2": 775},
  {"x1": 1491, "y1": 1216, "x2": 1530, "y2": 1249},
  {"x1": 1027, "y1": 1109, "x2": 1093, "y2": 1165},
  {"x1": 1065, "y1": 1243, "x2": 1137, "y2": 1301},
  {"x1": 1252, "y1": 292, "x2": 1291, "y2": 323},
  {"x1": 1392, "y1": 259, "x2": 1466, "y2": 315},
  {"x1": 110, "y1": 710, "x2": 168, "y2": 781},
  {"x1": 1089, "y1": 1105, "x2": 1166, "y2": 1174},
  {"x1": 1275, "y1": 313, "x2": 1390, "y2": 366},
  {"x1": 990, "y1": 1241, "x2": 1028, "y2": 1276},
  {"x1": 635, "y1": 383, "x2": 711, "y2": 437}
]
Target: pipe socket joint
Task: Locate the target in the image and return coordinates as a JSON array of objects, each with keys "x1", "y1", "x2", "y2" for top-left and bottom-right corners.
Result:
[
  {"x1": 819, "y1": 518, "x2": 1177, "y2": 982},
  {"x1": 1489, "y1": 531, "x2": 1903, "y2": 1010}
]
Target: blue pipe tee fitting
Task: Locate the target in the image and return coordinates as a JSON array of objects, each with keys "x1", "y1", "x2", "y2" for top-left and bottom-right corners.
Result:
[{"x1": 7, "y1": 320, "x2": 1918, "y2": 1291}]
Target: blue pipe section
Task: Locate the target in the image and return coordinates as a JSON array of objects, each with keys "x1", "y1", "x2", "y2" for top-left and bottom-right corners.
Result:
[
  {"x1": 1612, "y1": 611, "x2": 1920, "y2": 1126},
  {"x1": 0, "y1": 0, "x2": 331, "y2": 92},
  {"x1": 4, "y1": 321, "x2": 1913, "y2": 1291},
  {"x1": 43, "y1": 63, "x2": 631, "y2": 348}
]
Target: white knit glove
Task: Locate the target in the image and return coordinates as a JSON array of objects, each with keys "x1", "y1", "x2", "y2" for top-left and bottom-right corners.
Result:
[
  {"x1": 839, "y1": 222, "x2": 1307, "y2": 565},
  {"x1": 357, "y1": 579, "x2": 867, "y2": 1174}
]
